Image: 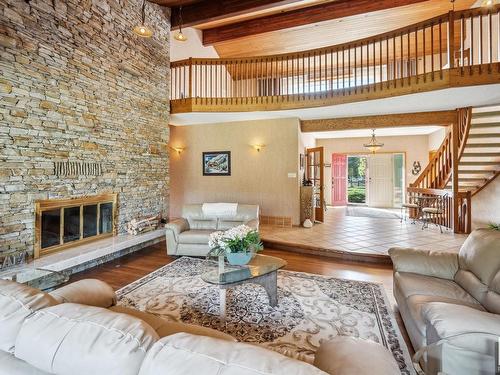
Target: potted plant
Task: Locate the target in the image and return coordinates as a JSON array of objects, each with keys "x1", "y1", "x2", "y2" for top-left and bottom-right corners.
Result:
[{"x1": 208, "y1": 225, "x2": 263, "y2": 265}]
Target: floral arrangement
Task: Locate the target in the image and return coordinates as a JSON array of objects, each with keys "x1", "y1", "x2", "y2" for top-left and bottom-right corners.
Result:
[{"x1": 207, "y1": 225, "x2": 263, "y2": 257}]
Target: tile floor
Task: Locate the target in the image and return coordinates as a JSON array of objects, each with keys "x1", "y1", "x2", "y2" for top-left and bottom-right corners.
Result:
[{"x1": 260, "y1": 206, "x2": 468, "y2": 256}]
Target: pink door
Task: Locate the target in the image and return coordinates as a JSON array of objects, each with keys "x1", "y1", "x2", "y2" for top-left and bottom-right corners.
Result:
[{"x1": 331, "y1": 154, "x2": 347, "y2": 206}]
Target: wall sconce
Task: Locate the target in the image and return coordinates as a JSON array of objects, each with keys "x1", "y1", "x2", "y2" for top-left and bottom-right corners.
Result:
[
  {"x1": 251, "y1": 144, "x2": 266, "y2": 152},
  {"x1": 169, "y1": 146, "x2": 185, "y2": 155}
]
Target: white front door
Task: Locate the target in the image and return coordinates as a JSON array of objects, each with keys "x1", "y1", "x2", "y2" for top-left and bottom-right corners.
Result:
[{"x1": 367, "y1": 154, "x2": 393, "y2": 207}]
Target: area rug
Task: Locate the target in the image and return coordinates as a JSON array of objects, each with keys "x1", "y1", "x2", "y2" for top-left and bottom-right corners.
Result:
[
  {"x1": 346, "y1": 206, "x2": 401, "y2": 219},
  {"x1": 117, "y1": 257, "x2": 414, "y2": 374}
]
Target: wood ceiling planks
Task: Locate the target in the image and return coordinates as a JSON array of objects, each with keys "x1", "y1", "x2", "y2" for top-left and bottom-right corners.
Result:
[
  {"x1": 211, "y1": 0, "x2": 476, "y2": 58},
  {"x1": 202, "y1": 0, "x2": 431, "y2": 45}
]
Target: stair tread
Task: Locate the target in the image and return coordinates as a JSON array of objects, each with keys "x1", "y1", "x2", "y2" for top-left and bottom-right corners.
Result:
[
  {"x1": 471, "y1": 122, "x2": 500, "y2": 127},
  {"x1": 459, "y1": 161, "x2": 500, "y2": 165},
  {"x1": 465, "y1": 143, "x2": 500, "y2": 147},
  {"x1": 458, "y1": 170, "x2": 497, "y2": 174},
  {"x1": 462, "y1": 152, "x2": 500, "y2": 157},
  {"x1": 468, "y1": 133, "x2": 500, "y2": 138},
  {"x1": 472, "y1": 111, "x2": 500, "y2": 118}
]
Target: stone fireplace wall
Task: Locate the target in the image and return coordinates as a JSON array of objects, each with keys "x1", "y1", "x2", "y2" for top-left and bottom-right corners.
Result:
[{"x1": 0, "y1": 0, "x2": 170, "y2": 260}]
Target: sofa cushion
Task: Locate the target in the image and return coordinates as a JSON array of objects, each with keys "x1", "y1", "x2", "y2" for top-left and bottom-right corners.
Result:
[
  {"x1": 456, "y1": 229, "x2": 500, "y2": 313},
  {"x1": 314, "y1": 337, "x2": 400, "y2": 375},
  {"x1": 394, "y1": 272, "x2": 478, "y2": 304},
  {"x1": 0, "y1": 350, "x2": 51, "y2": 375},
  {"x1": 15, "y1": 303, "x2": 159, "y2": 375},
  {"x1": 0, "y1": 280, "x2": 59, "y2": 354},
  {"x1": 218, "y1": 220, "x2": 245, "y2": 230},
  {"x1": 109, "y1": 305, "x2": 236, "y2": 342},
  {"x1": 406, "y1": 294, "x2": 485, "y2": 338},
  {"x1": 458, "y1": 229, "x2": 500, "y2": 287},
  {"x1": 178, "y1": 229, "x2": 214, "y2": 244},
  {"x1": 138, "y1": 333, "x2": 327, "y2": 375}
]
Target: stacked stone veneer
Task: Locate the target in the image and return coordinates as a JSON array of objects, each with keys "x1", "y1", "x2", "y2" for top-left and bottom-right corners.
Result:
[{"x1": 0, "y1": 0, "x2": 170, "y2": 259}]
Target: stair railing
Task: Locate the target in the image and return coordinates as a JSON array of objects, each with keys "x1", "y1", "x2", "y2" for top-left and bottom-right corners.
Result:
[{"x1": 408, "y1": 107, "x2": 472, "y2": 233}]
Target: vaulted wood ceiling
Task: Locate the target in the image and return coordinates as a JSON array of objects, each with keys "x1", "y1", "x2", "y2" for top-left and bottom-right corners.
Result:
[{"x1": 150, "y1": 0, "x2": 477, "y2": 58}]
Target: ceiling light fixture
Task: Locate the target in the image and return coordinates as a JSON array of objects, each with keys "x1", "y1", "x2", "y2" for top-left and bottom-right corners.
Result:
[
  {"x1": 174, "y1": 6, "x2": 188, "y2": 42},
  {"x1": 133, "y1": 0, "x2": 153, "y2": 38},
  {"x1": 363, "y1": 129, "x2": 384, "y2": 153}
]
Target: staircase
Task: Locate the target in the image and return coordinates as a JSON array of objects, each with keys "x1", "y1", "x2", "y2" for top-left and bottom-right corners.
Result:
[
  {"x1": 452, "y1": 106, "x2": 500, "y2": 196},
  {"x1": 408, "y1": 105, "x2": 500, "y2": 234}
]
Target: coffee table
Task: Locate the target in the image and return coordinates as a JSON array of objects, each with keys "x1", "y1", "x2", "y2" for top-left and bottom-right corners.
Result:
[{"x1": 202, "y1": 254, "x2": 287, "y2": 320}]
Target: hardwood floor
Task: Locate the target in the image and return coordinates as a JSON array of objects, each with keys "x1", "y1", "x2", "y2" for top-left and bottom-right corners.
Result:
[{"x1": 69, "y1": 241, "x2": 413, "y2": 354}]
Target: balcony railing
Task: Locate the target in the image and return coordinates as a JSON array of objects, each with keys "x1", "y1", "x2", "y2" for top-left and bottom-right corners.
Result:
[{"x1": 170, "y1": 5, "x2": 500, "y2": 113}]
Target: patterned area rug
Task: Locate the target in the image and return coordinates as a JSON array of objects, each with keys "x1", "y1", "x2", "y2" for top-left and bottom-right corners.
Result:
[{"x1": 117, "y1": 257, "x2": 414, "y2": 374}]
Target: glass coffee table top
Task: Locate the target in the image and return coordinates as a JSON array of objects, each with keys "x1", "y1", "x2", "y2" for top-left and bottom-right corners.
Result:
[
  {"x1": 202, "y1": 254, "x2": 287, "y2": 285},
  {"x1": 2, "y1": 267, "x2": 69, "y2": 291}
]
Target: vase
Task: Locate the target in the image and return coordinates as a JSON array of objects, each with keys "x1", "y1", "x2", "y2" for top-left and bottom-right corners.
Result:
[
  {"x1": 226, "y1": 252, "x2": 252, "y2": 266},
  {"x1": 303, "y1": 219, "x2": 313, "y2": 228}
]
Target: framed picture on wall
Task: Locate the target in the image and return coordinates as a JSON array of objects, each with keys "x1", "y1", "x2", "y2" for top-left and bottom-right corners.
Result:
[
  {"x1": 202, "y1": 151, "x2": 231, "y2": 176},
  {"x1": 300, "y1": 153, "x2": 305, "y2": 169}
]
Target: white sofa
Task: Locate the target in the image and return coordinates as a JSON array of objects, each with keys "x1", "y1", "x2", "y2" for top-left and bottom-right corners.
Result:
[
  {"x1": 389, "y1": 228, "x2": 500, "y2": 375},
  {"x1": 0, "y1": 278, "x2": 401, "y2": 375},
  {"x1": 165, "y1": 204, "x2": 259, "y2": 256}
]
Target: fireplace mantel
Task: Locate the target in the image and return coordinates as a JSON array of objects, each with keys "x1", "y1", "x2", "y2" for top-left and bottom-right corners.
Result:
[{"x1": 34, "y1": 194, "x2": 118, "y2": 258}]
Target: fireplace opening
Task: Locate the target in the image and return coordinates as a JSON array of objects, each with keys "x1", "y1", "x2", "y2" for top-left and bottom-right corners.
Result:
[{"x1": 35, "y1": 194, "x2": 117, "y2": 258}]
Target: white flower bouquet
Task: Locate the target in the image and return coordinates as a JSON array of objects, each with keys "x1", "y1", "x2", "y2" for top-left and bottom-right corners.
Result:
[{"x1": 207, "y1": 225, "x2": 263, "y2": 258}]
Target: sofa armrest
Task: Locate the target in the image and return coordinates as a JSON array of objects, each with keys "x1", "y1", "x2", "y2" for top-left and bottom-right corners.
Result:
[
  {"x1": 423, "y1": 302, "x2": 500, "y2": 353},
  {"x1": 314, "y1": 337, "x2": 400, "y2": 375},
  {"x1": 245, "y1": 219, "x2": 259, "y2": 230},
  {"x1": 388, "y1": 247, "x2": 459, "y2": 280},
  {"x1": 49, "y1": 279, "x2": 116, "y2": 308},
  {"x1": 165, "y1": 218, "x2": 189, "y2": 241}
]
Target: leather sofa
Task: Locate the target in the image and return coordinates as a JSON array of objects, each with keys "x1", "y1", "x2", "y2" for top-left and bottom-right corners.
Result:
[
  {"x1": 0, "y1": 278, "x2": 401, "y2": 375},
  {"x1": 389, "y1": 228, "x2": 500, "y2": 375},
  {"x1": 165, "y1": 204, "x2": 260, "y2": 256}
]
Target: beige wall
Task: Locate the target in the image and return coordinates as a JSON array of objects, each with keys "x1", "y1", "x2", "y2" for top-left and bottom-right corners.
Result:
[
  {"x1": 317, "y1": 135, "x2": 429, "y2": 205},
  {"x1": 472, "y1": 177, "x2": 500, "y2": 229},
  {"x1": 428, "y1": 128, "x2": 447, "y2": 151},
  {"x1": 169, "y1": 118, "x2": 302, "y2": 224}
]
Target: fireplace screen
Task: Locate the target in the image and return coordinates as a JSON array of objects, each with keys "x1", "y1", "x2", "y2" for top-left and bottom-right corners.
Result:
[{"x1": 35, "y1": 194, "x2": 117, "y2": 258}]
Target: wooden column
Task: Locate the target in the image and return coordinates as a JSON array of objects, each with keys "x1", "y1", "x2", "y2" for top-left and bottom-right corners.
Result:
[{"x1": 451, "y1": 113, "x2": 460, "y2": 233}]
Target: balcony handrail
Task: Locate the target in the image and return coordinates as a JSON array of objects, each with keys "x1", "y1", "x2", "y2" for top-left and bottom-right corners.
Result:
[
  {"x1": 170, "y1": 4, "x2": 500, "y2": 114},
  {"x1": 171, "y1": 4, "x2": 500, "y2": 67}
]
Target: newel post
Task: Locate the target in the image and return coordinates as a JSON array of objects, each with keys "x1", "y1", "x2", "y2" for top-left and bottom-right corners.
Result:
[
  {"x1": 451, "y1": 113, "x2": 460, "y2": 233},
  {"x1": 448, "y1": 10, "x2": 455, "y2": 69}
]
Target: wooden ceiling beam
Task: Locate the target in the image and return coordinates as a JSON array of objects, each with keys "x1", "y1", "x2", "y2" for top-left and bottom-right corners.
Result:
[
  {"x1": 203, "y1": 0, "x2": 431, "y2": 45},
  {"x1": 170, "y1": 0, "x2": 304, "y2": 29},
  {"x1": 300, "y1": 111, "x2": 456, "y2": 132}
]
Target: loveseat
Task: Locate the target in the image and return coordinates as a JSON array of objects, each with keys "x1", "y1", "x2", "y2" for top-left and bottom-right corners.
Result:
[
  {"x1": 165, "y1": 203, "x2": 260, "y2": 256},
  {"x1": 389, "y1": 228, "x2": 500, "y2": 375},
  {"x1": 0, "y1": 278, "x2": 401, "y2": 375}
]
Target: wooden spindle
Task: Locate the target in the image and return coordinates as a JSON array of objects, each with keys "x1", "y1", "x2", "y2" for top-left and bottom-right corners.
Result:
[
  {"x1": 431, "y1": 22, "x2": 435, "y2": 80},
  {"x1": 461, "y1": 15, "x2": 465, "y2": 74},
  {"x1": 415, "y1": 27, "x2": 419, "y2": 82},
  {"x1": 386, "y1": 37, "x2": 390, "y2": 88},
  {"x1": 439, "y1": 19, "x2": 443, "y2": 79},
  {"x1": 488, "y1": 11, "x2": 492, "y2": 72},
  {"x1": 471, "y1": 15, "x2": 474, "y2": 74},
  {"x1": 480, "y1": 13, "x2": 483, "y2": 73},
  {"x1": 423, "y1": 25, "x2": 426, "y2": 82}
]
